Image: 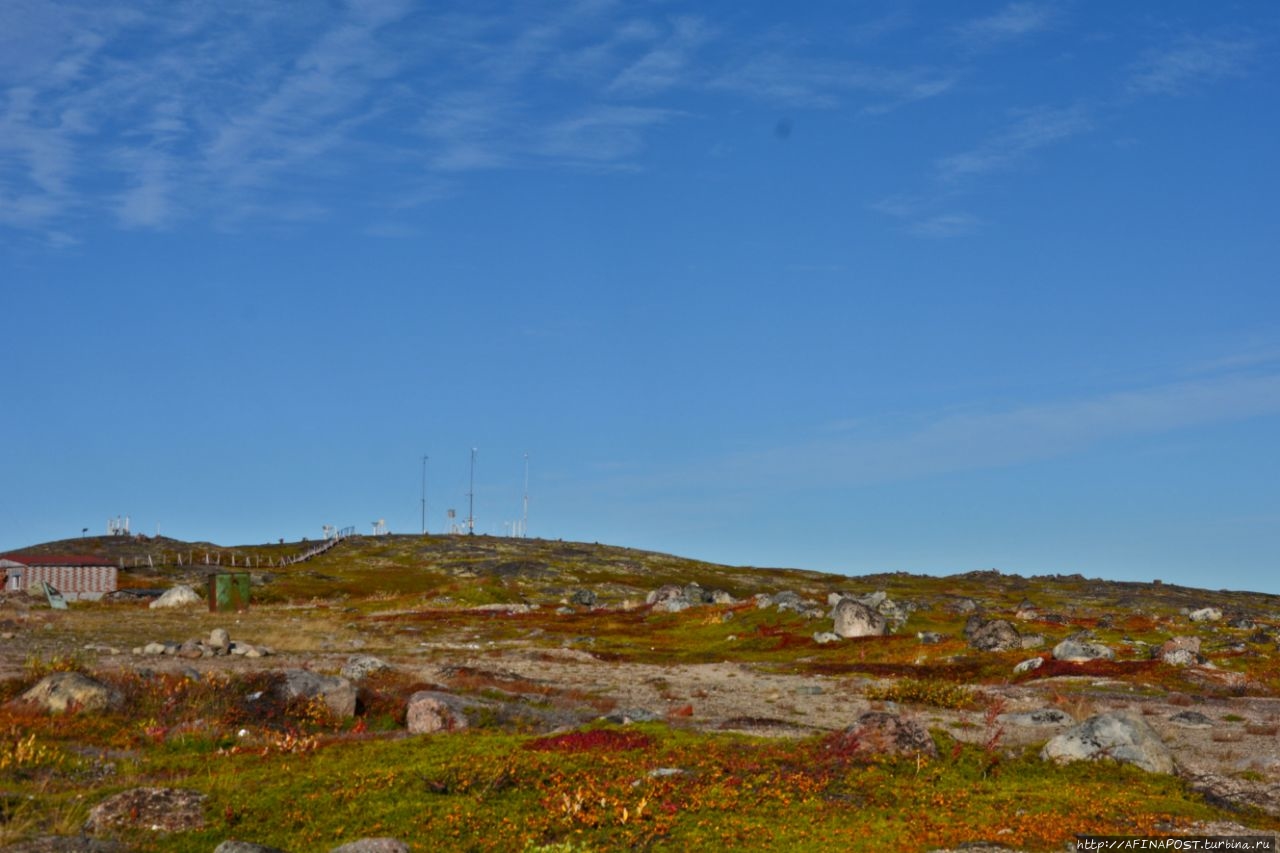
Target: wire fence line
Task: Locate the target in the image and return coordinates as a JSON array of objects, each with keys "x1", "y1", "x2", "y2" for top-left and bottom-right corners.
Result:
[{"x1": 116, "y1": 528, "x2": 358, "y2": 570}]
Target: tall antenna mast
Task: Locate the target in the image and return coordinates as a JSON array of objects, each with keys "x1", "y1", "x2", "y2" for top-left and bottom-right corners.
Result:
[
  {"x1": 521, "y1": 452, "x2": 529, "y2": 538},
  {"x1": 427, "y1": 450, "x2": 437, "y2": 532},
  {"x1": 467, "y1": 447, "x2": 477, "y2": 535}
]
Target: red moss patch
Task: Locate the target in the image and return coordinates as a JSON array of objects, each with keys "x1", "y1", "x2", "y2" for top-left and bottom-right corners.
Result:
[
  {"x1": 1018, "y1": 659, "x2": 1160, "y2": 680},
  {"x1": 523, "y1": 729, "x2": 654, "y2": 753}
]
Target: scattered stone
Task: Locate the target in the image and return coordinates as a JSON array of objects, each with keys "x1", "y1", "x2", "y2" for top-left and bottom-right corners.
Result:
[
  {"x1": 1051, "y1": 639, "x2": 1115, "y2": 662},
  {"x1": 1168, "y1": 711, "x2": 1214, "y2": 728},
  {"x1": 646, "y1": 585, "x2": 689, "y2": 613},
  {"x1": 1019, "y1": 634, "x2": 1046, "y2": 649},
  {"x1": 329, "y1": 840, "x2": 410, "y2": 853},
  {"x1": 141, "y1": 641, "x2": 168, "y2": 656},
  {"x1": 836, "y1": 712, "x2": 938, "y2": 758},
  {"x1": 1, "y1": 837, "x2": 130, "y2": 851},
  {"x1": 1186, "y1": 772, "x2": 1280, "y2": 817},
  {"x1": 19, "y1": 672, "x2": 124, "y2": 715},
  {"x1": 177, "y1": 639, "x2": 205, "y2": 659},
  {"x1": 274, "y1": 670, "x2": 357, "y2": 718},
  {"x1": 84, "y1": 787, "x2": 206, "y2": 833},
  {"x1": 1041, "y1": 713, "x2": 1174, "y2": 774},
  {"x1": 683, "y1": 583, "x2": 713, "y2": 604},
  {"x1": 1155, "y1": 636, "x2": 1201, "y2": 666},
  {"x1": 1189, "y1": 607, "x2": 1223, "y2": 623},
  {"x1": 998, "y1": 708, "x2": 1071, "y2": 727},
  {"x1": 813, "y1": 631, "x2": 841, "y2": 645},
  {"x1": 710, "y1": 590, "x2": 736, "y2": 605},
  {"x1": 149, "y1": 585, "x2": 202, "y2": 609},
  {"x1": 831, "y1": 598, "x2": 887, "y2": 638},
  {"x1": 603, "y1": 708, "x2": 662, "y2": 725},
  {"x1": 215, "y1": 842, "x2": 289, "y2": 853},
  {"x1": 569, "y1": 589, "x2": 597, "y2": 607},
  {"x1": 946, "y1": 596, "x2": 979, "y2": 614},
  {"x1": 1227, "y1": 616, "x2": 1256, "y2": 630},
  {"x1": 406, "y1": 691, "x2": 479, "y2": 734},
  {"x1": 1015, "y1": 600, "x2": 1039, "y2": 620},
  {"x1": 917, "y1": 631, "x2": 945, "y2": 645},
  {"x1": 1013, "y1": 657, "x2": 1044, "y2": 674},
  {"x1": 209, "y1": 628, "x2": 231, "y2": 654},
  {"x1": 341, "y1": 655, "x2": 391, "y2": 681},
  {"x1": 968, "y1": 619, "x2": 1021, "y2": 652}
]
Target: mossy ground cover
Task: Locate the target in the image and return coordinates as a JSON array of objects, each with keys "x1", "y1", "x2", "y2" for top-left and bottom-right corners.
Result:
[
  {"x1": 2, "y1": 691, "x2": 1258, "y2": 853},
  {"x1": 6, "y1": 534, "x2": 1280, "y2": 849}
]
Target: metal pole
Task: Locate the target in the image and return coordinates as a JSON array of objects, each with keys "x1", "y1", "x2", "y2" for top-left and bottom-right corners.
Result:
[
  {"x1": 522, "y1": 452, "x2": 529, "y2": 538},
  {"x1": 427, "y1": 450, "x2": 437, "y2": 532},
  {"x1": 468, "y1": 448, "x2": 476, "y2": 535}
]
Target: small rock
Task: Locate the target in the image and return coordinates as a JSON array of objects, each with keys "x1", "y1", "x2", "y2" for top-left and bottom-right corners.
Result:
[
  {"x1": 215, "y1": 842, "x2": 289, "y2": 853},
  {"x1": 329, "y1": 840, "x2": 410, "y2": 853},
  {"x1": 569, "y1": 589, "x2": 597, "y2": 607},
  {"x1": 1168, "y1": 711, "x2": 1214, "y2": 728},
  {"x1": 1019, "y1": 633, "x2": 1045, "y2": 649},
  {"x1": 1013, "y1": 657, "x2": 1044, "y2": 674},
  {"x1": 209, "y1": 628, "x2": 231, "y2": 654},
  {"x1": 835, "y1": 712, "x2": 938, "y2": 758},
  {"x1": 999, "y1": 708, "x2": 1071, "y2": 726},
  {"x1": 1051, "y1": 639, "x2": 1115, "y2": 662},
  {"x1": 1041, "y1": 713, "x2": 1174, "y2": 774},
  {"x1": 813, "y1": 632, "x2": 841, "y2": 645},
  {"x1": 274, "y1": 670, "x2": 356, "y2": 718},
  {"x1": 19, "y1": 672, "x2": 124, "y2": 715},
  {"x1": 1189, "y1": 607, "x2": 1223, "y2": 623},
  {"x1": 917, "y1": 631, "x2": 945, "y2": 645},
  {"x1": 340, "y1": 655, "x2": 391, "y2": 681},
  {"x1": 603, "y1": 708, "x2": 662, "y2": 724},
  {"x1": 646, "y1": 585, "x2": 689, "y2": 613},
  {"x1": 85, "y1": 787, "x2": 206, "y2": 833},
  {"x1": 406, "y1": 691, "x2": 476, "y2": 734},
  {"x1": 177, "y1": 639, "x2": 205, "y2": 660},
  {"x1": 142, "y1": 641, "x2": 167, "y2": 656}
]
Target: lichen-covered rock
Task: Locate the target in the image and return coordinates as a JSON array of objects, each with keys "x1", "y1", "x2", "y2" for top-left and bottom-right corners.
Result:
[
  {"x1": 20, "y1": 672, "x2": 124, "y2": 715},
  {"x1": 341, "y1": 655, "x2": 391, "y2": 681},
  {"x1": 1041, "y1": 713, "x2": 1174, "y2": 774},
  {"x1": 998, "y1": 708, "x2": 1071, "y2": 727},
  {"x1": 1013, "y1": 657, "x2": 1044, "y2": 674},
  {"x1": 209, "y1": 628, "x2": 231, "y2": 654},
  {"x1": 968, "y1": 619, "x2": 1021, "y2": 652},
  {"x1": 1051, "y1": 639, "x2": 1115, "y2": 662},
  {"x1": 831, "y1": 598, "x2": 887, "y2": 638},
  {"x1": 837, "y1": 712, "x2": 938, "y2": 758},
  {"x1": 1188, "y1": 607, "x2": 1223, "y2": 623},
  {"x1": 215, "y1": 842, "x2": 289, "y2": 853},
  {"x1": 1155, "y1": 636, "x2": 1202, "y2": 666},
  {"x1": 85, "y1": 787, "x2": 206, "y2": 833},
  {"x1": 406, "y1": 691, "x2": 477, "y2": 734},
  {"x1": 274, "y1": 670, "x2": 356, "y2": 718},
  {"x1": 646, "y1": 585, "x2": 689, "y2": 613}
]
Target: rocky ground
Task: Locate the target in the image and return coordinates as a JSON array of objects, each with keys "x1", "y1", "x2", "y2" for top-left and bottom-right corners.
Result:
[{"x1": 4, "y1": 546, "x2": 1280, "y2": 850}]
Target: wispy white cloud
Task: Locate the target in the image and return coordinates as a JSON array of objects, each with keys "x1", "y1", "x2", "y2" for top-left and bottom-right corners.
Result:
[
  {"x1": 709, "y1": 54, "x2": 955, "y2": 110},
  {"x1": 539, "y1": 106, "x2": 678, "y2": 164},
  {"x1": 608, "y1": 16, "x2": 712, "y2": 96},
  {"x1": 1126, "y1": 34, "x2": 1256, "y2": 96},
  {"x1": 937, "y1": 104, "x2": 1092, "y2": 181},
  {"x1": 719, "y1": 370, "x2": 1280, "y2": 491},
  {"x1": 955, "y1": 2, "x2": 1058, "y2": 49}
]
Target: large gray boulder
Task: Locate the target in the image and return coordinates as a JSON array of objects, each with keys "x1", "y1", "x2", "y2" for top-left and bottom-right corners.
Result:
[
  {"x1": 831, "y1": 598, "x2": 887, "y2": 638},
  {"x1": 20, "y1": 672, "x2": 124, "y2": 714},
  {"x1": 968, "y1": 619, "x2": 1021, "y2": 652},
  {"x1": 1041, "y1": 713, "x2": 1174, "y2": 774},
  {"x1": 646, "y1": 585, "x2": 690, "y2": 613},
  {"x1": 1051, "y1": 639, "x2": 1115, "y2": 662},
  {"x1": 149, "y1": 585, "x2": 202, "y2": 609},
  {"x1": 274, "y1": 670, "x2": 357, "y2": 718}
]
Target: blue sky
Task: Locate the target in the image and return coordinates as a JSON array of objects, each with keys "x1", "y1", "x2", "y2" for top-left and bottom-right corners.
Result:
[{"x1": 3, "y1": 1, "x2": 1278, "y2": 592}]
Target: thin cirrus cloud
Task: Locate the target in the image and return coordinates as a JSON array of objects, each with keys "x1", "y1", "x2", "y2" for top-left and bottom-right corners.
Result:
[
  {"x1": 954, "y1": 1, "x2": 1059, "y2": 50},
  {"x1": 711, "y1": 369, "x2": 1280, "y2": 492},
  {"x1": 1125, "y1": 34, "x2": 1257, "y2": 96}
]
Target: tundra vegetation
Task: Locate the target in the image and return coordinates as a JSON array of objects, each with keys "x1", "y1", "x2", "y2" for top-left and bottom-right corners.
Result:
[{"x1": 1, "y1": 533, "x2": 1279, "y2": 851}]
